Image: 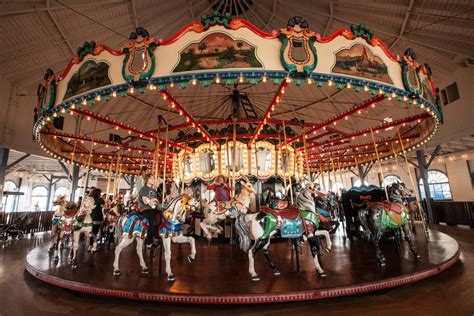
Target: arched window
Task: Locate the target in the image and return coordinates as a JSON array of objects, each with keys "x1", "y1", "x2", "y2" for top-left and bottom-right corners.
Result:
[
  {"x1": 419, "y1": 170, "x2": 452, "y2": 201},
  {"x1": 354, "y1": 179, "x2": 369, "y2": 187},
  {"x1": 2, "y1": 180, "x2": 19, "y2": 212},
  {"x1": 383, "y1": 174, "x2": 401, "y2": 187},
  {"x1": 31, "y1": 186, "x2": 48, "y2": 211}
]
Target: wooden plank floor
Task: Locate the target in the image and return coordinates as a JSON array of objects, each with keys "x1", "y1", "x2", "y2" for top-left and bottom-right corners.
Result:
[
  {"x1": 24, "y1": 226, "x2": 459, "y2": 304},
  {"x1": 0, "y1": 225, "x2": 472, "y2": 314}
]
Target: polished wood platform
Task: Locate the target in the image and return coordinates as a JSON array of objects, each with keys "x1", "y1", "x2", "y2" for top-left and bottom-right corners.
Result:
[{"x1": 26, "y1": 228, "x2": 460, "y2": 304}]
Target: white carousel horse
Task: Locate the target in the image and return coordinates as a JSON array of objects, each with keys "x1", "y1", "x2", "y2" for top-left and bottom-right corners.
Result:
[
  {"x1": 71, "y1": 196, "x2": 96, "y2": 268},
  {"x1": 158, "y1": 193, "x2": 198, "y2": 282},
  {"x1": 113, "y1": 213, "x2": 149, "y2": 276},
  {"x1": 49, "y1": 195, "x2": 67, "y2": 255},
  {"x1": 235, "y1": 184, "x2": 332, "y2": 281},
  {"x1": 200, "y1": 176, "x2": 256, "y2": 241}
]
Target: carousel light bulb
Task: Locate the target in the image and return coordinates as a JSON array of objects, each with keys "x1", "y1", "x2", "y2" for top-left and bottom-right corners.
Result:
[
  {"x1": 262, "y1": 75, "x2": 267, "y2": 83},
  {"x1": 403, "y1": 96, "x2": 408, "y2": 102},
  {"x1": 285, "y1": 77, "x2": 292, "y2": 83},
  {"x1": 215, "y1": 76, "x2": 220, "y2": 84},
  {"x1": 239, "y1": 76, "x2": 244, "y2": 83},
  {"x1": 95, "y1": 95, "x2": 101, "y2": 102},
  {"x1": 328, "y1": 80, "x2": 333, "y2": 86},
  {"x1": 82, "y1": 99, "x2": 87, "y2": 106},
  {"x1": 371, "y1": 103, "x2": 376, "y2": 108},
  {"x1": 345, "y1": 116, "x2": 349, "y2": 120},
  {"x1": 115, "y1": 126, "x2": 119, "y2": 130},
  {"x1": 391, "y1": 92, "x2": 396, "y2": 98},
  {"x1": 61, "y1": 108, "x2": 66, "y2": 114},
  {"x1": 162, "y1": 94, "x2": 167, "y2": 100},
  {"x1": 420, "y1": 104, "x2": 425, "y2": 109},
  {"x1": 71, "y1": 104, "x2": 76, "y2": 109},
  {"x1": 112, "y1": 91, "x2": 117, "y2": 98},
  {"x1": 357, "y1": 110, "x2": 362, "y2": 114},
  {"x1": 346, "y1": 82, "x2": 352, "y2": 89},
  {"x1": 364, "y1": 85, "x2": 369, "y2": 92},
  {"x1": 87, "y1": 116, "x2": 91, "y2": 121},
  {"x1": 191, "y1": 79, "x2": 197, "y2": 85},
  {"x1": 307, "y1": 78, "x2": 313, "y2": 85}
]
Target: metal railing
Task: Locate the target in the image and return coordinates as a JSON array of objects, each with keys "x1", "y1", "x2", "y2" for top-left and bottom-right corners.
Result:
[{"x1": 0, "y1": 211, "x2": 55, "y2": 234}]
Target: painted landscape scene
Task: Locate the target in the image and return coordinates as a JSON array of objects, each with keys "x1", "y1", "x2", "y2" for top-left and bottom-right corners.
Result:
[
  {"x1": 173, "y1": 32, "x2": 262, "y2": 72},
  {"x1": 332, "y1": 44, "x2": 392, "y2": 84}
]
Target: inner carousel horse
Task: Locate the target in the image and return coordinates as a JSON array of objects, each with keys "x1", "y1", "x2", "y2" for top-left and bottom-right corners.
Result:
[
  {"x1": 49, "y1": 195, "x2": 67, "y2": 254},
  {"x1": 103, "y1": 193, "x2": 125, "y2": 244},
  {"x1": 388, "y1": 181, "x2": 423, "y2": 234},
  {"x1": 358, "y1": 197, "x2": 420, "y2": 266},
  {"x1": 200, "y1": 176, "x2": 256, "y2": 241},
  {"x1": 71, "y1": 196, "x2": 96, "y2": 268},
  {"x1": 297, "y1": 185, "x2": 340, "y2": 234},
  {"x1": 236, "y1": 194, "x2": 332, "y2": 281}
]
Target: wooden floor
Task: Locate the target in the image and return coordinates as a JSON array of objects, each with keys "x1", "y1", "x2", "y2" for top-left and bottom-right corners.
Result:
[
  {"x1": 24, "y1": 225, "x2": 460, "y2": 304},
  {"x1": 0, "y1": 225, "x2": 472, "y2": 314}
]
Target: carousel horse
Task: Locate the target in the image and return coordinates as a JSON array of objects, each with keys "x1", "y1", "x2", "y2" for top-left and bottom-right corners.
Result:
[
  {"x1": 71, "y1": 196, "x2": 96, "y2": 268},
  {"x1": 103, "y1": 194, "x2": 125, "y2": 244},
  {"x1": 154, "y1": 193, "x2": 198, "y2": 282},
  {"x1": 49, "y1": 195, "x2": 67, "y2": 254},
  {"x1": 236, "y1": 195, "x2": 332, "y2": 282},
  {"x1": 358, "y1": 199, "x2": 420, "y2": 266},
  {"x1": 388, "y1": 182, "x2": 419, "y2": 233},
  {"x1": 200, "y1": 176, "x2": 256, "y2": 241},
  {"x1": 113, "y1": 213, "x2": 150, "y2": 276},
  {"x1": 297, "y1": 186, "x2": 340, "y2": 234},
  {"x1": 50, "y1": 197, "x2": 80, "y2": 261}
]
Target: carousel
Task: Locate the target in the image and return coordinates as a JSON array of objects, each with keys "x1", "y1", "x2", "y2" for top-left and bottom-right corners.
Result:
[{"x1": 25, "y1": 12, "x2": 460, "y2": 304}]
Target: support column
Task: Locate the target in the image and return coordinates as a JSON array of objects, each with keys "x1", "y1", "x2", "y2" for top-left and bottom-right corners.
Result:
[
  {"x1": 70, "y1": 164, "x2": 80, "y2": 202},
  {"x1": 357, "y1": 164, "x2": 365, "y2": 184},
  {"x1": 130, "y1": 175, "x2": 135, "y2": 196},
  {"x1": 46, "y1": 176, "x2": 53, "y2": 212},
  {"x1": 0, "y1": 148, "x2": 9, "y2": 210},
  {"x1": 416, "y1": 150, "x2": 434, "y2": 224}
]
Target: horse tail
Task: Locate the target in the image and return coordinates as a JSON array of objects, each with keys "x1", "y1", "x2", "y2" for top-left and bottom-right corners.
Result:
[
  {"x1": 235, "y1": 213, "x2": 251, "y2": 252},
  {"x1": 114, "y1": 216, "x2": 124, "y2": 244}
]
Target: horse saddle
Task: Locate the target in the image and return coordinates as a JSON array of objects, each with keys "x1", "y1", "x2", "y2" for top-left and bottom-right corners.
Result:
[
  {"x1": 317, "y1": 207, "x2": 331, "y2": 223},
  {"x1": 260, "y1": 205, "x2": 300, "y2": 221},
  {"x1": 370, "y1": 202, "x2": 404, "y2": 226}
]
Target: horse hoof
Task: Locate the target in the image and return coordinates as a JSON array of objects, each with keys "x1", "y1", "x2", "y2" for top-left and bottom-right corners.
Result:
[
  {"x1": 325, "y1": 247, "x2": 331, "y2": 253},
  {"x1": 141, "y1": 268, "x2": 149, "y2": 274},
  {"x1": 187, "y1": 256, "x2": 194, "y2": 263},
  {"x1": 71, "y1": 263, "x2": 77, "y2": 269},
  {"x1": 167, "y1": 275, "x2": 175, "y2": 282},
  {"x1": 113, "y1": 270, "x2": 121, "y2": 276},
  {"x1": 251, "y1": 275, "x2": 260, "y2": 282},
  {"x1": 318, "y1": 272, "x2": 327, "y2": 278},
  {"x1": 414, "y1": 253, "x2": 421, "y2": 259},
  {"x1": 273, "y1": 269, "x2": 281, "y2": 276}
]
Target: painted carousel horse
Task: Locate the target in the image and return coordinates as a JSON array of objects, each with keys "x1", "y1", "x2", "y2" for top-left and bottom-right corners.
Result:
[
  {"x1": 236, "y1": 197, "x2": 332, "y2": 281},
  {"x1": 113, "y1": 213, "x2": 149, "y2": 276},
  {"x1": 103, "y1": 194, "x2": 125, "y2": 244},
  {"x1": 71, "y1": 196, "x2": 96, "y2": 268},
  {"x1": 200, "y1": 176, "x2": 256, "y2": 240},
  {"x1": 388, "y1": 182, "x2": 420, "y2": 233},
  {"x1": 358, "y1": 200, "x2": 420, "y2": 266},
  {"x1": 49, "y1": 195, "x2": 67, "y2": 254},
  {"x1": 154, "y1": 193, "x2": 198, "y2": 281},
  {"x1": 297, "y1": 186, "x2": 340, "y2": 234}
]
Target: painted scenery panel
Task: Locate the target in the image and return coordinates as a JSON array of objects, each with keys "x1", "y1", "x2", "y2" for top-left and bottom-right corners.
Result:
[
  {"x1": 332, "y1": 44, "x2": 393, "y2": 84},
  {"x1": 64, "y1": 60, "x2": 111, "y2": 100},
  {"x1": 173, "y1": 32, "x2": 263, "y2": 72}
]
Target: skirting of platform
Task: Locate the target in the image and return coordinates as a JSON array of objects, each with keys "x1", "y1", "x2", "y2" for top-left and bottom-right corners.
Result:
[{"x1": 25, "y1": 229, "x2": 460, "y2": 304}]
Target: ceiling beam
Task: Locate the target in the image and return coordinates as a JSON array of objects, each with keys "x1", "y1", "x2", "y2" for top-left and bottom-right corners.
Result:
[
  {"x1": 45, "y1": 0, "x2": 76, "y2": 55},
  {"x1": 389, "y1": 0, "x2": 415, "y2": 49},
  {"x1": 129, "y1": 0, "x2": 138, "y2": 29},
  {"x1": 7, "y1": 154, "x2": 30, "y2": 170}
]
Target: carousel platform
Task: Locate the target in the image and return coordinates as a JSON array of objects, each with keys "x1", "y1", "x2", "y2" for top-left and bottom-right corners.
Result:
[{"x1": 25, "y1": 228, "x2": 460, "y2": 304}]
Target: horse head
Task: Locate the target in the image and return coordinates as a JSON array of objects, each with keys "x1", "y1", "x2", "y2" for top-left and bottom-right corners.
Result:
[
  {"x1": 76, "y1": 196, "x2": 95, "y2": 221},
  {"x1": 53, "y1": 195, "x2": 67, "y2": 206}
]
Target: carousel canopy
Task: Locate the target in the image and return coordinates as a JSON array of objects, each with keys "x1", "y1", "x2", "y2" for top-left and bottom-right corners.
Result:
[{"x1": 33, "y1": 11, "x2": 443, "y2": 181}]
